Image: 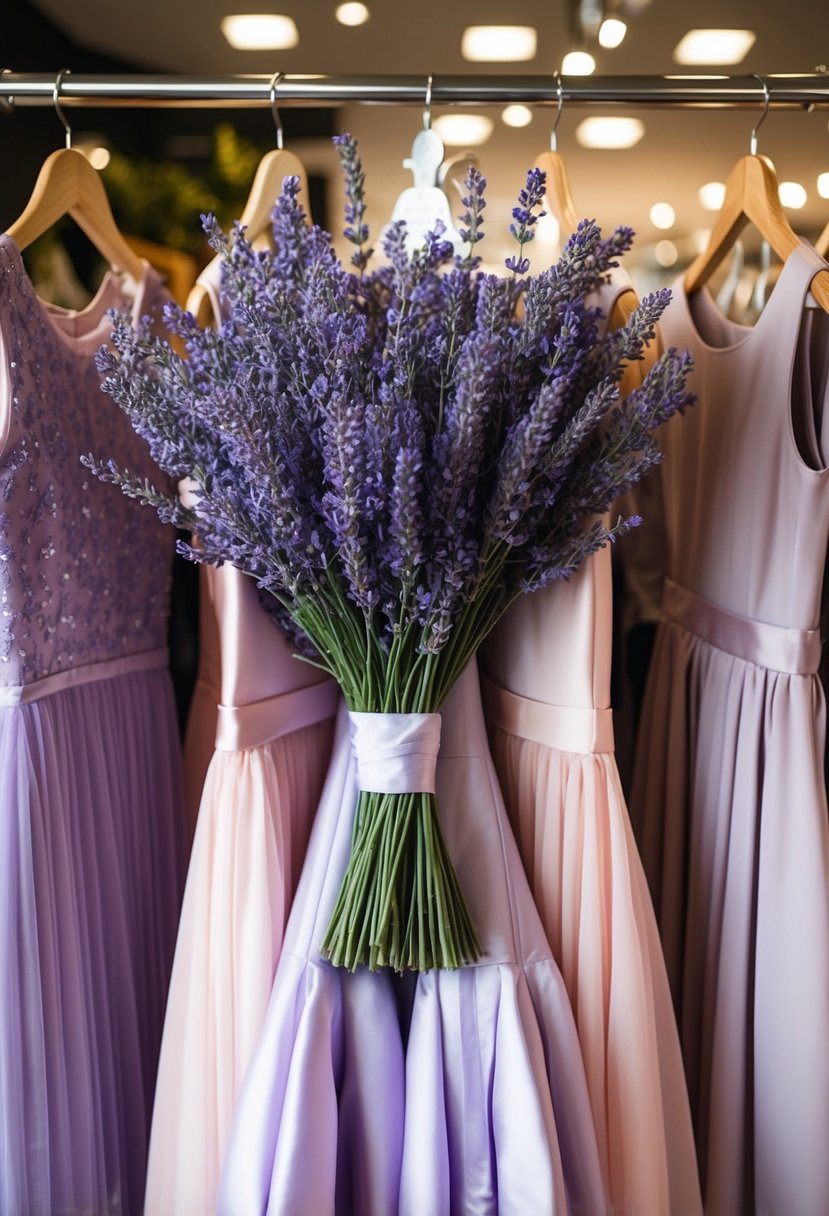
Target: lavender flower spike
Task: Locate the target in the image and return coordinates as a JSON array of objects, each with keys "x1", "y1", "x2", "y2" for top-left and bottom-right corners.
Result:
[
  {"x1": 505, "y1": 166, "x2": 547, "y2": 276},
  {"x1": 457, "y1": 165, "x2": 487, "y2": 269},
  {"x1": 333, "y1": 132, "x2": 374, "y2": 272}
]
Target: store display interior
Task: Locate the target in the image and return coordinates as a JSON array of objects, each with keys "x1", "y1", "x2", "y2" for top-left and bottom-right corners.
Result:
[{"x1": 4, "y1": 0, "x2": 829, "y2": 1213}]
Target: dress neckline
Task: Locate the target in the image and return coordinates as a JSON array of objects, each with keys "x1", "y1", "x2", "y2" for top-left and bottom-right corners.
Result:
[
  {"x1": 0, "y1": 233, "x2": 153, "y2": 357},
  {"x1": 674, "y1": 241, "x2": 820, "y2": 357}
]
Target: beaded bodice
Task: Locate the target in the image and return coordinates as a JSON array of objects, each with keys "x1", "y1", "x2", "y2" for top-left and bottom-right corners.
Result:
[{"x1": 0, "y1": 235, "x2": 173, "y2": 688}]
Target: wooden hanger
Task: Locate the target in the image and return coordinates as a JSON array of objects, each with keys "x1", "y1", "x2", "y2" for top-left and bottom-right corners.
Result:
[
  {"x1": 186, "y1": 72, "x2": 311, "y2": 326},
  {"x1": 535, "y1": 74, "x2": 634, "y2": 335},
  {"x1": 815, "y1": 216, "x2": 829, "y2": 259},
  {"x1": 125, "y1": 236, "x2": 197, "y2": 309},
  {"x1": 685, "y1": 77, "x2": 829, "y2": 312},
  {"x1": 5, "y1": 70, "x2": 144, "y2": 283},
  {"x1": 7, "y1": 148, "x2": 145, "y2": 284}
]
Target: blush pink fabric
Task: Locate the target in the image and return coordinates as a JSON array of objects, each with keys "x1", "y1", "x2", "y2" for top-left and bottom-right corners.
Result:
[
  {"x1": 144, "y1": 559, "x2": 338, "y2": 1216},
  {"x1": 630, "y1": 242, "x2": 829, "y2": 1215},
  {"x1": 479, "y1": 273, "x2": 703, "y2": 1216}
]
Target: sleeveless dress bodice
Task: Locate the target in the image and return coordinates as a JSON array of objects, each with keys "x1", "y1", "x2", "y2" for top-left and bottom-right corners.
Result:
[{"x1": 631, "y1": 241, "x2": 829, "y2": 1216}]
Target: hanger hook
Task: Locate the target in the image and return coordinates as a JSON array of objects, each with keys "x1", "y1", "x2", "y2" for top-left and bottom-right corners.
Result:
[
  {"x1": 53, "y1": 67, "x2": 72, "y2": 148},
  {"x1": 269, "y1": 70, "x2": 284, "y2": 150},
  {"x1": 749, "y1": 73, "x2": 770, "y2": 155},
  {"x1": 0, "y1": 68, "x2": 14, "y2": 114},
  {"x1": 423, "y1": 73, "x2": 433, "y2": 131},
  {"x1": 551, "y1": 71, "x2": 564, "y2": 152}
]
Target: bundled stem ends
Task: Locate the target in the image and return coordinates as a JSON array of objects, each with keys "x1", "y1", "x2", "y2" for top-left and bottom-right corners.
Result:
[{"x1": 321, "y1": 789, "x2": 480, "y2": 972}]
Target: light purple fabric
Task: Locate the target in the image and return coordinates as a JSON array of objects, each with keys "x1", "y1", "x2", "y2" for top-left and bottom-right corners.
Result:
[
  {"x1": 0, "y1": 237, "x2": 185, "y2": 1214},
  {"x1": 218, "y1": 662, "x2": 607, "y2": 1216},
  {"x1": 631, "y1": 242, "x2": 829, "y2": 1214},
  {"x1": 0, "y1": 672, "x2": 183, "y2": 1215}
]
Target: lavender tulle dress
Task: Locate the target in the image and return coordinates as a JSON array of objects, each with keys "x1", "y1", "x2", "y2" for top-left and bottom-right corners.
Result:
[
  {"x1": 631, "y1": 241, "x2": 829, "y2": 1214},
  {"x1": 0, "y1": 235, "x2": 184, "y2": 1214},
  {"x1": 217, "y1": 659, "x2": 607, "y2": 1216}
]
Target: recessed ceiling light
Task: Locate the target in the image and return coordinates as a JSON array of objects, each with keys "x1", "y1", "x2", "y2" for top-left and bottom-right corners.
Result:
[
  {"x1": 561, "y1": 50, "x2": 596, "y2": 75},
  {"x1": 598, "y1": 18, "x2": 627, "y2": 49},
  {"x1": 778, "y1": 181, "x2": 807, "y2": 209},
  {"x1": 654, "y1": 239, "x2": 678, "y2": 267},
  {"x1": 673, "y1": 29, "x2": 756, "y2": 65},
  {"x1": 575, "y1": 116, "x2": 644, "y2": 149},
  {"x1": 461, "y1": 26, "x2": 537, "y2": 62},
  {"x1": 650, "y1": 202, "x2": 676, "y2": 230},
  {"x1": 501, "y1": 104, "x2": 533, "y2": 128},
  {"x1": 698, "y1": 181, "x2": 726, "y2": 210},
  {"x1": 335, "y1": 2, "x2": 369, "y2": 24},
  {"x1": 221, "y1": 13, "x2": 299, "y2": 49},
  {"x1": 432, "y1": 114, "x2": 494, "y2": 147},
  {"x1": 817, "y1": 172, "x2": 829, "y2": 199}
]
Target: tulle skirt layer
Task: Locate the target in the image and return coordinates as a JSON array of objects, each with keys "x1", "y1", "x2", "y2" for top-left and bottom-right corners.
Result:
[
  {"x1": 0, "y1": 669, "x2": 184, "y2": 1216},
  {"x1": 144, "y1": 719, "x2": 335, "y2": 1216},
  {"x1": 488, "y1": 728, "x2": 701, "y2": 1215}
]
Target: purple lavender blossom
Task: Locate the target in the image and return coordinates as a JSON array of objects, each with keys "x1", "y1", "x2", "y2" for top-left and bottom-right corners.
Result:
[
  {"x1": 457, "y1": 166, "x2": 487, "y2": 269},
  {"x1": 89, "y1": 133, "x2": 693, "y2": 683},
  {"x1": 505, "y1": 166, "x2": 547, "y2": 275},
  {"x1": 86, "y1": 137, "x2": 696, "y2": 975},
  {"x1": 421, "y1": 332, "x2": 507, "y2": 652},
  {"x1": 387, "y1": 446, "x2": 425, "y2": 585},
  {"x1": 320, "y1": 390, "x2": 379, "y2": 614},
  {"x1": 333, "y1": 132, "x2": 373, "y2": 272}
]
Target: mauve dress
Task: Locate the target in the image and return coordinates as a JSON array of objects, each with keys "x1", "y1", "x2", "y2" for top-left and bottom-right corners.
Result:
[
  {"x1": 143, "y1": 267, "x2": 339, "y2": 1216},
  {"x1": 0, "y1": 235, "x2": 184, "y2": 1214},
  {"x1": 630, "y1": 241, "x2": 829, "y2": 1215},
  {"x1": 479, "y1": 272, "x2": 702, "y2": 1216}
]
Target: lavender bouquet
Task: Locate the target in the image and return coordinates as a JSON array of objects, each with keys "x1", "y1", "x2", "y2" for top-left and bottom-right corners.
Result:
[{"x1": 86, "y1": 135, "x2": 693, "y2": 973}]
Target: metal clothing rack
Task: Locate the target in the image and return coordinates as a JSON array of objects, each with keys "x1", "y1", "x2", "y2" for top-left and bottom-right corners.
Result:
[{"x1": 2, "y1": 71, "x2": 829, "y2": 111}]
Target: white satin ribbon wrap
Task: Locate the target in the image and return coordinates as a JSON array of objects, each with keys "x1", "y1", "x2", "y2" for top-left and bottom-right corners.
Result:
[{"x1": 348, "y1": 711, "x2": 442, "y2": 794}]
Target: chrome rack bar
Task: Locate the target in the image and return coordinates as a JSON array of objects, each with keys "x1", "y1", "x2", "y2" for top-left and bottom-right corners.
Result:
[{"x1": 1, "y1": 72, "x2": 829, "y2": 110}]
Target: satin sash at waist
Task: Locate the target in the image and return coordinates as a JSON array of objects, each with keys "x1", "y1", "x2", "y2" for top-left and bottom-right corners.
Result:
[
  {"x1": 480, "y1": 674, "x2": 615, "y2": 756},
  {"x1": 215, "y1": 678, "x2": 340, "y2": 752},
  {"x1": 0, "y1": 647, "x2": 169, "y2": 707},
  {"x1": 662, "y1": 577, "x2": 821, "y2": 676}
]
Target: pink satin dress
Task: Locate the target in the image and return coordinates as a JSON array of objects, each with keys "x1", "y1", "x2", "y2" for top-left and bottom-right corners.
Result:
[
  {"x1": 631, "y1": 242, "x2": 829, "y2": 1215},
  {"x1": 479, "y1": 274, "x2": 702, "y2": 1216},
  {"x1": 143, "y1": 271, "x2": 339, "y2": 1216}
]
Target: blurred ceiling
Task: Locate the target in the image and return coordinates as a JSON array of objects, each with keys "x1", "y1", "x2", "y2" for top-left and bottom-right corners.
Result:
[{"x1": 22, "y1": 0, "x2": 829, "y2": 277}]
